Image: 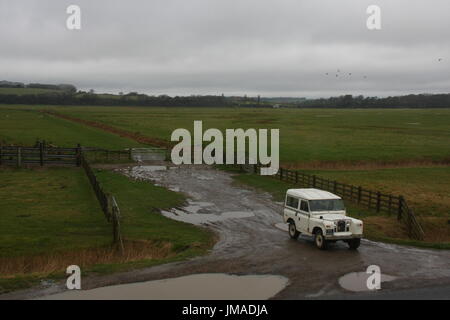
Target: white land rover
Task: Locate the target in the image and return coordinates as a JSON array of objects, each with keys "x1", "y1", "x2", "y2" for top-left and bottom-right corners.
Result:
[{"x1": 283, "y1": 188, "x2": 363, "y2": 250}]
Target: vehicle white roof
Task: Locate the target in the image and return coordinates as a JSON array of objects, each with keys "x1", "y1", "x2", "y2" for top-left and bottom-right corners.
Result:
[{"x1": 286, "y1": 188, "x2": 341, "y2": 200}]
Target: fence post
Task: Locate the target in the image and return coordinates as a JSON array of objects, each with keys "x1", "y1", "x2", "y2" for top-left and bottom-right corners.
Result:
[
  {"x1": 397, "y1": 196, "x2": 403, "y2": 220},
  {"x1": 295, "y1": 171, "x2": 298, "y2": 184},
  {"x1": 76, "y1": 144, "x2": 81, "y2": 167},
  {"x1": 376, "y1": 192, "x2": 381, "y2": 212},
  {"x1": 128, "y1": 148, "x2": 132, "y2": 160},
  {"x1": 388, "y1": 195, "x2": 392, "y2": 215},
  {"x1": 357, "y1": 186, "x2": 362, "y2": 203},
  {"x1": 110, "y1": 196, "x2": 124, "y2": 253},
  {"x1": 39, "y1": 142, "x2": 44, "y2": 166},
  {"x1": 333, "y1": 180, "x2": 337, "y2": 193},
  {"x1": 279, "y1": 167, "x2": 283, "y2": 180},
  {"x1": 254, "y1": 164, "x2": 257, "y2": 174},
  {"x1": 312, "y1": 175, "x2": 316, "y2": 188},
  {"x1": 17, "y1": 147, "x2": 21, "y2": 167}
]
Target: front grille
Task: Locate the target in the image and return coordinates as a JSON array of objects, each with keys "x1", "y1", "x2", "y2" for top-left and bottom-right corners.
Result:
[{"x1": 337, "y1": 220, "x2": 346, "y2": 232}]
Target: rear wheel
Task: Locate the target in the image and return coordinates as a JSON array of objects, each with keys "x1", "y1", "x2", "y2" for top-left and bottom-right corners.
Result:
[
  {"x1": 348, "y1": 238, "x2": 361, "y2": 250},
  {"x1": 314, "y1": 229, "x2": 328, "y2": 250},
  {"x1": 288, "y1": 221, "x2": 300, "y2": 239}
]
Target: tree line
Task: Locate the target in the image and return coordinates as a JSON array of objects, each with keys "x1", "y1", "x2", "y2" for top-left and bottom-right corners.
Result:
[
  {"x1": 0, "y1": 81, "x2": 76, "y2": 93},
  {"x1": 297, "y1": 94, "x2": 450, "y2": 108},
  {"x1": 0, "y1": 91, "x2": 231, "y2": 107},
  {"x1": 0, "y1": 83, "x2": 449, "y2": 108}
]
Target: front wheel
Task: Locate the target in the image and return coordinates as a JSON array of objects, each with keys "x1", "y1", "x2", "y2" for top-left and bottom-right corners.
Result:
[
  {"x1": 288, "y1": 221, "x2": 300, "y2": 239},
  {"x1": 314, "y1": 229, "x2": 328, "y2": 250},
  {"x1": 348, "y1": 238, "x2": 361, "y2": 250}
]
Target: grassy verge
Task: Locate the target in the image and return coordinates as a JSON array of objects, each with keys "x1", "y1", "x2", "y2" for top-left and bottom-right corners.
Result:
[
  {"x1": 224, "y1": 167, "x2": 450, "y2": 249},
  {"x1": 0, "y1": 167, "x2": 215, "y2": 293},
  {"x1": 93, "y1": 168, "x2": 216, "y2": 270}
]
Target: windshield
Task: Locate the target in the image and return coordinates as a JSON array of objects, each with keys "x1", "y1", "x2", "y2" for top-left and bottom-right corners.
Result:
[{"x1": 309, "y1": 199, "x2": 345, "y2": 212}]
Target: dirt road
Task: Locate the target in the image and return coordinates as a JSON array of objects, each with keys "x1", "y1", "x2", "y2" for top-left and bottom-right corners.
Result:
[{"x1": 3, "y1": 164, "x2": 450, "y2": 299}]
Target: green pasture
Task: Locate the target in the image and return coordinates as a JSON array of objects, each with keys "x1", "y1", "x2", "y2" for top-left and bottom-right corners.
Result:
[
  {"x1": 0, "y1": 107, "x2": 144, "y2": 149},
  {"x1": 37, "y1": 106, "x2": 450, "y2": 165}
]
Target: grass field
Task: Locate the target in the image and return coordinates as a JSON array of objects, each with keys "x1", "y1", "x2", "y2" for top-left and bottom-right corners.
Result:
[
  {"x1": 0, "y1": 166, "x2": 215, "y2": 292},
  {"x1": 0, "y1": 167, "x2": 110, "y2": 258},
  {"x1": 1, "y1": 104, "x2": 449, "y2": 257},
  {"x1": 0, "y1": 108, "x2": 145, "y2": 149},
  {"x1": 34, "y1": 106, "x2": 450, "y2": 166}
]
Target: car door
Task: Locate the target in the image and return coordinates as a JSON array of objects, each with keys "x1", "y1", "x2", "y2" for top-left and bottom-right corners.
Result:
[
  {"x1": 298, "y1": 199, "x2": 310, "y2": 234},
  {"x1": 285, "y1": 196, "x2": 300, "y2": 226}
]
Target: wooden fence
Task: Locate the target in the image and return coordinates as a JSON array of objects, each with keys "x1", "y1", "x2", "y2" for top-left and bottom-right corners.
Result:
[
  {"x1": 240, "y1": 163, "x2": 425, "y2": 240},
  {"x1": 83, "y1": 148, "x2": 131, "y2": 163},
  {"x1": 83, "y1": 147, "x2": 168, "y2": 163},
  {"x1": 0, "y1": 143, "x2": 81, "y2": 167},
  {"x1": 80, "y1": 154, "x2": 124, "y2": 249}
]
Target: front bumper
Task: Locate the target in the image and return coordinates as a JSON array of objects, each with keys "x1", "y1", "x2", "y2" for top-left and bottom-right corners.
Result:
[{"x1": 324, "y1": 232, "x2": 363, "y2": 240}]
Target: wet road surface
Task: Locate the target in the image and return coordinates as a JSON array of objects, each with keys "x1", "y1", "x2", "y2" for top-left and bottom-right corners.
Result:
[{"x1": 3, "y1": 164, "x2": 450, "y2": 299}]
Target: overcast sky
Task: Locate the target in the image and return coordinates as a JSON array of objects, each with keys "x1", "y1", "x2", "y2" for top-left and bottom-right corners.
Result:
[{"x1": 0, "y1": 0, "x2": 449, "y2": 98}]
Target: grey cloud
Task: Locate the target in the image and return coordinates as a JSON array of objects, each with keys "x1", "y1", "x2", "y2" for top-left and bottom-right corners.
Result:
[{"x1": 0, "y1": 0, "x2": 449, "y2": 97}]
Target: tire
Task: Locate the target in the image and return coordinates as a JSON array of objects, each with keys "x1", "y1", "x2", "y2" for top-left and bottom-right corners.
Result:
[
  {"x1": 314, "y1": 229, "x2": 328, "y2": 250},
  {"x1": 348, "y1": 238, "x2": 361, "y2": 250},
  {"x1": 288, "y1": 221, "x2": 300, "y2": 239}
]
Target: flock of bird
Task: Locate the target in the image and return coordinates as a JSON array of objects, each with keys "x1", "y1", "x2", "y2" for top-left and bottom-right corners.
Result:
[{"x1": 325, "y1": 58, "x2": 443, "y2": 80}]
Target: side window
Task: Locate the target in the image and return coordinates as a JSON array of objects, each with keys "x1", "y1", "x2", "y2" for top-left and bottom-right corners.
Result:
[
  {"x1": 300, "y1": 200, "x2": 309, "y2": 212},
  {"x1": 285, "y1": 196, "x2": 299, "y2": 209}
]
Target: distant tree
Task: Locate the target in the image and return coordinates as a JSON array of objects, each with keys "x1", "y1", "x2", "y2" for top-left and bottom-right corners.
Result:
[{"x1": 57, "y1": 84, "x2": 77, "y2": 93}]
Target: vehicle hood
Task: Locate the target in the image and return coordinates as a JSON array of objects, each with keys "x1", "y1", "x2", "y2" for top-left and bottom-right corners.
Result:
[{"x1": 315, "y1": 213, "x2": 348, "y2": 221}]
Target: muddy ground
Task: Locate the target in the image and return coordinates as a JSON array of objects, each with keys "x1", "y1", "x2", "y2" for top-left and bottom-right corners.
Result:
[{"x1": 2, "y1": 163, "x2": 450, "y2": 299}]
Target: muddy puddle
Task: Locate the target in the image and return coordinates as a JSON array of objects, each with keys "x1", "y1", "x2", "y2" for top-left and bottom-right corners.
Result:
[
  {"x1": 338, "y1": 272, "x2": 397, "y2": 292},
  {"x1": 39, "y1": 273, "x2": 289, "y2": 300},
  {"x1": 124, "y1": 166, "x2": 257, "y2": 225},
  {"x1": 161, "y1": 208, "x2": 254, "y2": 225}
]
